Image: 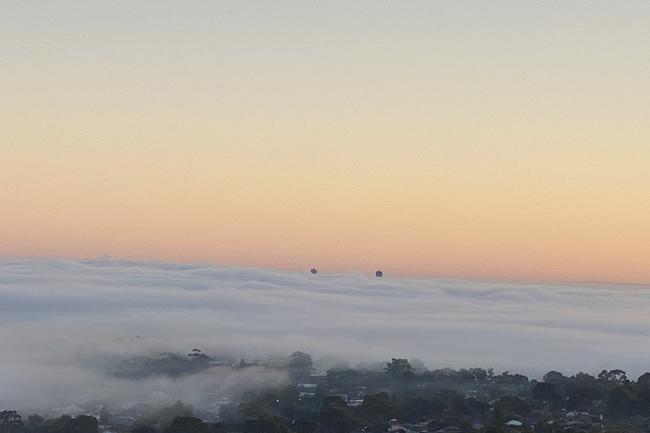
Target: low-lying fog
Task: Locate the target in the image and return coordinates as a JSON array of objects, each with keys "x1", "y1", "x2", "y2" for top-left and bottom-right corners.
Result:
[{"x1": 1, "y1": 258, "x2": 649, "y2": 412}]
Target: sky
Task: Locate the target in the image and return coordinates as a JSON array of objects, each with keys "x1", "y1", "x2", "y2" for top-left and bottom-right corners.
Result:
[
  {"x1": 1, "y1": 1, "x2": 649, "y2": 283},
  {"x1": 2, "y1": 258, "x2": 650, "y2": 411}
]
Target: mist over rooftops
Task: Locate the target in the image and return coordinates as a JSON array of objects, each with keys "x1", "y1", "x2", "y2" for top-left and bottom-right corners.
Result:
[{"x1": 1, "y1": 258, "x2": 650, "y2": 410}]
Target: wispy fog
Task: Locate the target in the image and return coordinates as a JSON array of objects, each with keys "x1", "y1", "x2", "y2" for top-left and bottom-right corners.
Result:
[{"x1": 1, "y1": 258, "x2": 649, "y2": 411}]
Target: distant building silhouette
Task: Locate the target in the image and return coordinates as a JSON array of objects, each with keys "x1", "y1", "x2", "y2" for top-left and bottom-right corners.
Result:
[
  {"x1": 310, "y1": 268, "x2": 318, "y2": 274},
  {"x1": 375, "y1": 269, "x2": 383, "y2": 278}
]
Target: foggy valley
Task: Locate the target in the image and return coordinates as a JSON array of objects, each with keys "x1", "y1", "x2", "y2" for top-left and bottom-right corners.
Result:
[{"x1": 2, "y1": 258, "x2": 650, "y2": 416}]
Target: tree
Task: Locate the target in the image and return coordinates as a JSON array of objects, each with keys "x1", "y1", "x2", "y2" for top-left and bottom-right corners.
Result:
[
  {"x1": 463, "y1": 398, "x2": 491, "y2": 418},
  {"x1": 290, "y1": 351, "x2": 313, "y2": 370},
  {"x1": 607, "y1": 386, "x2": 639, "y2": 415},
  {"x1": 636, "y1": 373, "x2": 650, "y2": 403},
  {"x1": 532, "y1": 382, "x2": 561, "y2": 404},
  {"x1": 70, "y1": 416, "x2": 99, "y2": 433},
  {"x1": 24, "y1": 415, "x2": 43, "y2": 433},
  {"x1": 320, "y1": 407, "x2": 358, "y2": 433},
  {"x1": 320, "y1": 396, "x2": 359, "y2": 433},
  {"x1": 244, "y1": 416, "x2": 288, "y2": 433},
  {"x1": 0, "y1": 411, "x2": 23, "y2": 433},
  {"x1": 493, "y1": 371, "x2": 529, "y2": 393},
  {"x1": 385, "y1": 358, "x2": 415, "y2": 380},
  {"x1": 542, "y1": 370, "x2": 569, "y2": 398},
  {"x1": 358, "y1": 392, "x2": 397, "y2": 425},
  {"x1": 295, "y1": 419, "x2": 320, "y2": 433},
  {"x1": 459, "y1": 368, "x2": 489, "y2": 383},
  {"x1": 164, "y1": 417, "x2": 211, "y2": 433},
  {"x1": 41, "y1": 415, "x2": 98, "y2": 433},
  {"x1": 188, "y1": 348, "x2": 211, "y2": 363},
  {"x1": 239, "y1": 391, "x2": 285, "y2": 419},
  {"x1": 638, "y1": 372, "x2": 650, "y2": 388},
  {"x1": 132, "y1": 426, "x2": 157, "y2": 433},
  {"x1": 494, "y1": 396, "x2": 529, "y2": 419},
  {"x1": 598, "y1": 369, "x2": 628, "y2": 385},
  {"x1": 543, "y1": 371, "x2": 567, "y2": 385},
  {"x1": 566, "y1": 373, "x2": 601, "y2": 409},
  {"x1": 289, "y1": 351, "x2": 313, "y2": 381}
]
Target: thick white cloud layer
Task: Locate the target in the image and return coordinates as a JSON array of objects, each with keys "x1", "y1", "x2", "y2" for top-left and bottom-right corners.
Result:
[{"x1": 1, "y1": 258, "x2": 650, "y2": 410}]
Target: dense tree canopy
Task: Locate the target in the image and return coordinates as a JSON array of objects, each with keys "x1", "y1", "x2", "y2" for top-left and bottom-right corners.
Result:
[{"x1": 6, "y1": 353, "x2": 650, "y2": 433}]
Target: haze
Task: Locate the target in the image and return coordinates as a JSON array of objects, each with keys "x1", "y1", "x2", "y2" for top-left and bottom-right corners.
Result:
[{"x1": 2, "y1": 258, "x2": 650, "y2": 411}]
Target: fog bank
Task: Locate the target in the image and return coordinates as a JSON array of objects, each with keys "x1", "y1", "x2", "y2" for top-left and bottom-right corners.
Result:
[{"x1": 1, "y1": 258, "x2": 649, "y2": 410}]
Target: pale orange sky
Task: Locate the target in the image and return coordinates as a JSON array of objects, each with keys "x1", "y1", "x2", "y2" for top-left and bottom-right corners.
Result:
[{"x1": 1, "y1": 1, "x2": 649, "y2": 283}]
